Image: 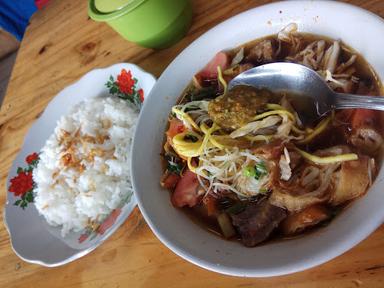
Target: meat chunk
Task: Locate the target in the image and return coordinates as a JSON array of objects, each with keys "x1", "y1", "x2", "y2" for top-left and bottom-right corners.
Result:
[
  {"x1": 330, "y1": 156, "x2": 372, "y2": 205},
  {"x1": 351, "y1": 127, "x2": 383, "y2": 154},
  {"x1": 269, "y1": 165, "x2": 331, "y2": 213},
  {"x1": 350, "y1": 109, "x2": 383, "y2": 154},
  {"x1": 223, "y1": 63, "x2": 254, "y2": 79},
  {"x1": 281, "y1": 205, "x2": 330, "y2": 235},
  {"x1": 252, "y1": 140, "x2": 284, "y2": 160},
  {"x1": 269, "y1": 188, "x2": 326, "y2": 213},
  {"x1": 231, "y1": 200, "x2": 286, "y2": 247},
  {"x1": 223, "y1": 63, "x2": 254, "y2": 77},
  {"x1": 208, "y1": 86, "x2": 269, "y2": 130},
  {"x1": 270, "y1": 147, "x2": 349, "y2": 212},
  {"x1": 245, "y1": 40, "x2": 276, "y2": 64},
  {"x1": 289, "y1": 40, "x2": 326, "y2": 71}
]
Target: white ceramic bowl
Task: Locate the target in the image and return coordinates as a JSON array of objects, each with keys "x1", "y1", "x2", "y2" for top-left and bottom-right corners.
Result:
[{"x1": 132, "y1": 1, "x2": 384, "y2": 277}]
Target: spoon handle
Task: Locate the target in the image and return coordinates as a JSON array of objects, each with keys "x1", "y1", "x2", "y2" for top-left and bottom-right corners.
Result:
[{"x1": 334, "y1": 93, "x2": 384, "y2": 111}]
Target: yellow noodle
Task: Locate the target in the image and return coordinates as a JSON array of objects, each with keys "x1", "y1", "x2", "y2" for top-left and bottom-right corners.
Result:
[
  {"x1": 245, "y1": 135, "x2": 273, "y2": 142},
  {"x1": 217, "y1": 66, "x2": 227, "y2": 93},
  {"x1": 187, "y1": 157, "x2": 197, "y2": 172},
  {"x1": 172, "y1": 132, "x2": 203, "y2": 157},
  {"x1": 297, "y1": 116, "x2": 331, "y2": 144},
  {"x1": 266, "y1": 104, "x2": 305, "y2": 134},
  {"x1": 294, "y1": 147, "x2": 358, "y2": 165},
  {"x1": 253, "y1": 110, "x2": 295, "y2": 121},
  {"x1": 266, "y1": 103, "x2": 285, "y2": 110},
  {"x1": 172, "y1": 107, "x2": 201, "y2": 131},
  {"x1": 291, "y1": 125, "x2": 306, "y2": 135}
]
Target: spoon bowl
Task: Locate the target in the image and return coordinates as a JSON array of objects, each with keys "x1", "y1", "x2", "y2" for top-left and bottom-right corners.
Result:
[{"x1": 228, "y1": 62, "x2": 384, "y2": 125}]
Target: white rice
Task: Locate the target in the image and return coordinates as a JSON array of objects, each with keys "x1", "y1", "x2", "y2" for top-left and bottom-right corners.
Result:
[{"x1": 33, "y1": 96, "x2": 138, "y2": 236}]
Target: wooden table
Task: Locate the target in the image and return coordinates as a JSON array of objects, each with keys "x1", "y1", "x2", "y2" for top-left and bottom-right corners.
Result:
[{"x1": 1, "y1": 0, "x2": 384, "y2": 287}]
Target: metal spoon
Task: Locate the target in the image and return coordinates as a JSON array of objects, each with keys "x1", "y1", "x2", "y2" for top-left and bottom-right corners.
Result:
[{"x1": 228, "y1": 62, "x2": 384, "y2": 125}]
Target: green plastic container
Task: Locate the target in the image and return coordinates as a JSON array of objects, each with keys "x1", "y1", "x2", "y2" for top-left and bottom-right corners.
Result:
[{"x1": 88, "y1": 0, "x2": 192, "y2": 49}]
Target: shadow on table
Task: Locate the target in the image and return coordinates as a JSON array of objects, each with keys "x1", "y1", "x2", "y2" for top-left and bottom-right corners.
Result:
[{"x1": 0, "y1": 51, "x2": 17, "y2": 107}]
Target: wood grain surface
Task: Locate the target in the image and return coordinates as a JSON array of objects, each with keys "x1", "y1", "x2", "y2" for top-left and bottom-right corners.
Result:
[{"x1": 1, "y1": 0, "x2": 384, "y2": 287}]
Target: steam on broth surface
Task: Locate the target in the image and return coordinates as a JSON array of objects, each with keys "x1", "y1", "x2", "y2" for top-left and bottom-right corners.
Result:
[{"x1": 160, "y1": 24, "x2": 383, "y2": 247}]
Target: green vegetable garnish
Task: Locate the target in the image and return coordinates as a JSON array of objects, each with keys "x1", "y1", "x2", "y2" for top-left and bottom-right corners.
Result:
[
  {"x1": 166, "y1": 156, "x2": 184, "y2": 175},
  {"x1": 243, "y1": 166, "x2": 257, "y2": 177},
  {"x1": 255, "y1": 162, "x2": 267, "y2": 179},
  {"x1": 243, "y1": 161, "x2": 268, "y2": 180},
  {"x1": 168, "y1": 162, "x2": 182, "y2": 174}
]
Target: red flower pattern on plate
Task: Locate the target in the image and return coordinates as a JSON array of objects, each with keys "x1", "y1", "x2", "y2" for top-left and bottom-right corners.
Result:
[
  {"x1": 138, "y1": 88, "x2": 144, "y2": 102},
  {"x1": 105, "y1": 68, "x2": 144, "y2": 109},
  {"x1": 26, "y1": 152, "x2": 39, "y2": 165},
  {"x1": 9, "y1": 152, "x2": 39, "y2": 209},
  {"x1": 9, "y1": 171, "x2": 33, "y2": 197},
  {"x1": 117, "y1": 69, "x2": 135, "y2": 94},
  {"x1": 97, "y1": 208, "x2": 122, "y2": 235},
  {"x1": 78, "y1": 208, "x2": 122, "y2": 243}
]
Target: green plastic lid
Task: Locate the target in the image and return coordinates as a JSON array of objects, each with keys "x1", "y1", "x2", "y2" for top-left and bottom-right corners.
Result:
[{"x1": 94, "y1": 0, "x2": 146, "y2": 13}]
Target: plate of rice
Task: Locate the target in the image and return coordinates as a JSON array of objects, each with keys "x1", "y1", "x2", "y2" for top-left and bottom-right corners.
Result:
[{"x1": 4, "y1": 63, "x2": 156, "y2": 266}]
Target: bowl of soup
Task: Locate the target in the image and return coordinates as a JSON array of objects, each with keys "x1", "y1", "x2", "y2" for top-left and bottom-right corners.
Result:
[{"x1": 131, "y1": 1, "x2": 384, "y2": 276}]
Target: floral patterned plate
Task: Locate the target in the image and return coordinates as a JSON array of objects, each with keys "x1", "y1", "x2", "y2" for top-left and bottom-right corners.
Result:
[{"x1": 4, "y1": 63, "x2": 156, "y2": 266}]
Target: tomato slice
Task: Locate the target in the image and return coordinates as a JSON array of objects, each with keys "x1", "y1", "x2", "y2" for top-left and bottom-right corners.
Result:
[
  {"x1": 166, "y1": 118, "x2": 185, "y2": 139},
  {"x1": 198, "y1": 52, "x2": 229, "y2": 79},
  {"x1": 351, "y1": 109, "x2": 379, "y2": 129},
  {"x1": 161, "y1": 173, "x2": 181, "y2": 189},
  {"x1": 171, "y1": 169, "x2": 201, "y2": 208}
]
